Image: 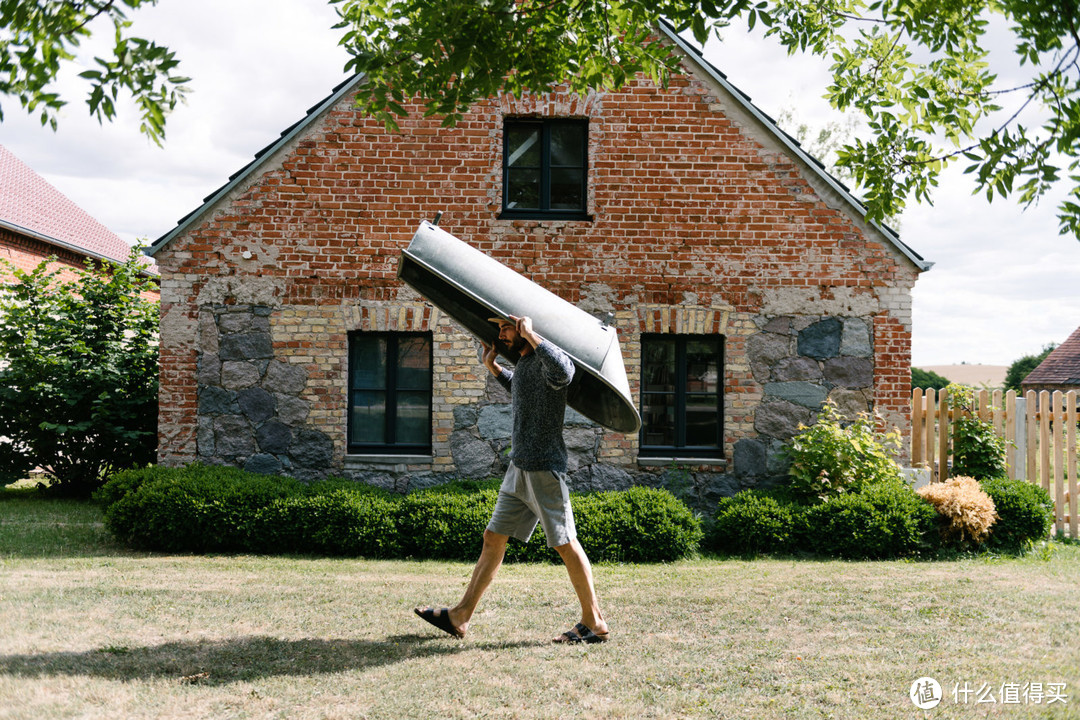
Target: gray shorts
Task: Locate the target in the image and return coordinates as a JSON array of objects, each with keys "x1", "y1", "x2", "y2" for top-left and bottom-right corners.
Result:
[{"x1": 487, "y1": 463, "x2": 576, "y2": 548}]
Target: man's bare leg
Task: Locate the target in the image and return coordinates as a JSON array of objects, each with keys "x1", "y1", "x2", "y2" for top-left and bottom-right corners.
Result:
[
  {"x1": 553, "y1": 538, "x2": 609, "y2": 638},
  {"x1": 416, "y1": 529, "x2": 508, "y2": 637}
]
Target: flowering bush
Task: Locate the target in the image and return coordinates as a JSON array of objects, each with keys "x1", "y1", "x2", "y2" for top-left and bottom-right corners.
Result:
[{"x1": 784, "y1": 401, "x2": 903, "y2": 503}]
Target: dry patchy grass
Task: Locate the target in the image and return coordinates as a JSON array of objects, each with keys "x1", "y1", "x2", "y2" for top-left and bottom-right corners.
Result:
[{"x1": 1, "y1": 489, "x2": 1079, "y2": 719}]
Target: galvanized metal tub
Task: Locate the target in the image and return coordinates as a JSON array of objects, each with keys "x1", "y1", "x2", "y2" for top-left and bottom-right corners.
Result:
[{"x1": 398, "y1": 221, "x2": 641, "y2": 434}]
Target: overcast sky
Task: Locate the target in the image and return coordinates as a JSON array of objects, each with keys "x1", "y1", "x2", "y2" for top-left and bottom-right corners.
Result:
[{"x1": 2, "y1": 0, "x2": 1078, "y2": 367}]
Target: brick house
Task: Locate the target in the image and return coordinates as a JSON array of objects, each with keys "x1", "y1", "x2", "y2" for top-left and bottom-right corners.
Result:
[
  {"x1": 146, "y1": 25, "x2": 930, "y2": 506},
  {"x1": 0, "y1": 144, "x2": 158, "y2": 287}
]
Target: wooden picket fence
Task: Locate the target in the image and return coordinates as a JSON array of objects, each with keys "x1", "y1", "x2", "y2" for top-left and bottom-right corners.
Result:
[{"x1": 911, "y1": 388, "x2": 1079, "y2": 540}]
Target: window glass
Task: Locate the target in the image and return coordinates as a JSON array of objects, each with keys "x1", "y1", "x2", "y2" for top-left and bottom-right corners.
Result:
[
  {"x1": 351, "y1": 336, "x2": 386, "y2": 389},
  {"x1": 685, "y1": 339, "x2": 719, "y2": 394},
  {"x1": 685, "y1": 395, "x2": 719, "y2": 446},
  {"x1": 507, "y1": 126, "x2": 541, "y2": 167},
  {"x1": 502, "y1": 119, "x2": 588, "y2": 217},
  {"x1": 397, "y1": 335, "x2": 431, "y2": 389},
  {"x1": 350, "y1": 390, "x2": 386, "y2": 445},
  {"x1": 506, "y1": 169, "x2": 541, "y2": 209},
  {"x1": 395, "y1": 391, "x2": 431, "y2": 445},
  {"x1": 642, "y1": 394, "x2": 676, "y2": 447},
  {"x1": 550, "y1": 168, "x2": 584, "y2": 210},
  {"x1": 640, "y1": 334, "x2": 724, "y2": 457},
  {"x1": 550, "y1": 124, "x2": 585, "y2": 166},
  {"x1": 348, "y1": 332, "x2": 432, "y2": 453}
]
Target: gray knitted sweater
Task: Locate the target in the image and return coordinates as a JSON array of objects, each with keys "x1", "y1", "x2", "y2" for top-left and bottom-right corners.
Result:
[{"x1": 495, "y1": 340, "x2": 575, "y2": 472}]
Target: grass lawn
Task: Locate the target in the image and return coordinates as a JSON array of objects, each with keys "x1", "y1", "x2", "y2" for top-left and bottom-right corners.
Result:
[{"x1": 1, "y1": 484, "x2": 1079, "y2": 719}]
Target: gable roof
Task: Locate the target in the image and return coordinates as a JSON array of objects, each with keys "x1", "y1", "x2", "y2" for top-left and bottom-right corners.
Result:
[
  {"x1": 1022, "y1": 326, "x2": 1080, "y2": 386},
  {"x1": 0, "y1": 144, "x2": 157, "y2": 275},
  {"x1": 146, "y1": 26, "x2": 931, "y2": 272},
  {"x1": 147, "y1": 75, "x2": 362, "y2": 257}
]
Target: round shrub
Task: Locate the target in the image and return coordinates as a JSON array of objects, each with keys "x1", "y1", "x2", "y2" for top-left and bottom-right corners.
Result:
[
  {"x1": 710, "y1": 490, "x2": 797, "y2": 556},
  {"x1": 797, "y1": 480, "x2": 938, "y2": 559},
  {"x1": 979, "y1": 477, "x2": 1054, "y2": 551},
  {"x1": 572, "y1": 487, "x2": 703, "y2": 563}
]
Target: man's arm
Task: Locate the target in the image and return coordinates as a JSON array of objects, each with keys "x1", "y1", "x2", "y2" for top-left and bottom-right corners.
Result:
[{"x1": 512, "y1": 315, "x2": 574, "y2": 389}]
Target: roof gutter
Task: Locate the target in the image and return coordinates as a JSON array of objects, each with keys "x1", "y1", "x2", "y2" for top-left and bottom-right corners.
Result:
[{"x1": 0, "y1": 218, "x2": 158, "y2": 277}]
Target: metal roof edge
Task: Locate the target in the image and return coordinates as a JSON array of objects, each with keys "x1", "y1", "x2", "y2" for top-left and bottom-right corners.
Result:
[
  {"x1": 657, "y1": 22, "x2": 933, "y2": 272},
  {"x1": 146, "y1": 73, "x2": 364, "y2": 258},
  {"x1": 1, "y1": 218, "x2": 159, "y2": 277}
]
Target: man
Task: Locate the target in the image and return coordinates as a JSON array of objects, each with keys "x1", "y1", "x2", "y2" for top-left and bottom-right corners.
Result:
[{"x1": 414, "y1": 314, "x2": 610, "y2": 644}]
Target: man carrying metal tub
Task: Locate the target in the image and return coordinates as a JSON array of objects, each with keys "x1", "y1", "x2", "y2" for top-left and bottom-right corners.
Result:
[{"x1": 414, "y1": 314, "x2": 609, "y2": 645}]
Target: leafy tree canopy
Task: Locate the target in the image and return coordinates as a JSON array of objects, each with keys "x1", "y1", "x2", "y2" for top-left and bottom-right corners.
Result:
[
  {"x1": 1003, "y1": 342, "x2": 1057, "y2": 392},
  {"x1": 0, "y1": 249, "x2": 159, "y2": 496},
  {"x1": 911, "y1": 366, "x2": 950, "y2": 391},
  {"x1": 0, "y1": 0, "x2": 189, "y2": 145},
  {"x1": 332, "y1": 0, "x2": 1080, "y2": 237}
]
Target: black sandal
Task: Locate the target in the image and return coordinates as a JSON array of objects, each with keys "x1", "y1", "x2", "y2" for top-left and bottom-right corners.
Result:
[
  {"x1": 553, "y1": 622, "x2": 609, "y2": 644},
  {"x1": 414, "y1": 606, "x2": 465, "y2": 639}
]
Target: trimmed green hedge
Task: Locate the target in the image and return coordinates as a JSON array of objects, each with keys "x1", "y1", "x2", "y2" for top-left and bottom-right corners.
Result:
[
  {"x1": 708, "y1": 476, "x2": 1056, "y2": 559},
  {"x1": 97, "y1": 466, "x2": 702, "y2": 563},
  {"x1": 710, "y1": 480, "x2": 937, "y2": 559},
  {"x1": 796, "y1": 480, "x2": 938, "y2": 559}
]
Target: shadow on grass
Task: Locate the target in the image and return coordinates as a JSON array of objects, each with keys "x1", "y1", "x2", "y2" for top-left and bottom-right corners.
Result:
[{"x1": 0, "y1": 634, "x2": 539, "y2": 685}]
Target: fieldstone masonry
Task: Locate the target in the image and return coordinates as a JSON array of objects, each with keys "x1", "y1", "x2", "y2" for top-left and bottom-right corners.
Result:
[
  {"x1": 195, "y1": 304, "x2": 331, "y2": 480},
  {"x1": 735, "y1": 314, "x2": 876, "y2": 482}
]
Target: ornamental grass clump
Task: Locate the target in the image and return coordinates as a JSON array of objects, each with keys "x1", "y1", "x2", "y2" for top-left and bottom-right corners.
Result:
[{"x1": 916, "y1": 475, "x2": 997, "y2": 547}]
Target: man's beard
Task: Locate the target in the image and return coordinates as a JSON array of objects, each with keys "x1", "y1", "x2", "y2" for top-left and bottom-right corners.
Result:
[{"x1": 502, "y1": 335, "x2": 528, "y2": 354}]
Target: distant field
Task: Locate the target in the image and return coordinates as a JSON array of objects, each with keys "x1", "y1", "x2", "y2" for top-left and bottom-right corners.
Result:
[{"x1": 918, "y1": 364, "x2": 1008, "y2": 388}]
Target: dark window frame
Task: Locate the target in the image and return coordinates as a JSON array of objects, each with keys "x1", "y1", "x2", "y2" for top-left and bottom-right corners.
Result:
[
  {"x1": 500, "y1": 118, "x2": 592, "y2": 221},
  {"x1": 347, "y1": 331, "x2": 433, "y2": 455},
  {"x1": 638, "y1": 333, "x2": 725, "y2": 459}
]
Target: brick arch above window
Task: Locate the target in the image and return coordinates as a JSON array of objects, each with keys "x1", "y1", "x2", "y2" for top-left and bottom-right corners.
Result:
[
  {"x1": 345, "y1": 302, "x2": 439, "y2": 333},
  {"x1": 635, "y1": 303, "x2": 733, "y2": 335},
  {"x1": 496, "y1": 91, "x2": 601, "y2": 119}
]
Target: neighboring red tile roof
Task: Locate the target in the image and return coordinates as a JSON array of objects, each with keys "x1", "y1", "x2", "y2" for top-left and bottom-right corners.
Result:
[
  {"x1": 0, "y1": 144, "x2": 156, "y2": 273},
  {"x1": 1022, "y1": 326, "x2": 1080, "y2": 386}
]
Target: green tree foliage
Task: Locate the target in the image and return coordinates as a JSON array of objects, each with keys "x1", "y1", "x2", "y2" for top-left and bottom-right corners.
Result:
[
  {"x1": 0, "y1": 0, "x2": 189, "y2": 145},
  {"x1": 1004, "y1": 343, "x2": 1057, "y2": 392},
  {"x1": 912, "y1": 366, "x2": 950, "y2": 391},
  {"x1": 0, "y1": 249, "x2": 159, "y2": 496},
  {"x1": 333, "y1": 0, "x2": 1080, "y2": 237}
]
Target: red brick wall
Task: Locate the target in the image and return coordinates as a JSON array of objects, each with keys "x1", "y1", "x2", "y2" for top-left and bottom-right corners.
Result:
[
  {"x1": 154, "y1": 67, "x2": 921, "y2": 474},
  {"x1": 1, "y1": 228, "x2": 89, "y2": 284},
  {"x1": 1, "y1": 228, "x2": 161, "y2": 302}
]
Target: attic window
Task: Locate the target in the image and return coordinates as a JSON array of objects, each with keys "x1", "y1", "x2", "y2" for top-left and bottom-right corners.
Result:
[{"x1": 500, "y1": 119, "x2": 591, "y2": 220}]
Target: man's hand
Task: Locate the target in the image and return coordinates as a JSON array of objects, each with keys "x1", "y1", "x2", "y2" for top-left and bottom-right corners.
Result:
[
  {"x1": 509, "y1": 315, "x2": 542, "y2": 349},
  {"x1": 480, "y1": 341, "x2": 501, "y2": 377}
]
